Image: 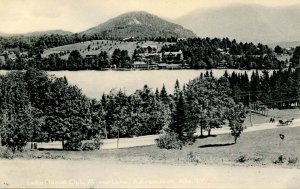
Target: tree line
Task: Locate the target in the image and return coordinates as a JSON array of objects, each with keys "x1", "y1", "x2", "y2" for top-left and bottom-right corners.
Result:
[
  {"x1": 161, "y1": 38, "x2": 291, "y2": 69},
  {"x1": 156, "y1": 73, "x2": 246, "y2": 149},
  {"x1": 1, "y1": 49, "x2": 130, "y2": 70},
  {"x1": 1, "y1": 67, "x2": 299, "y2": 151},
  {"x1": 0, "y1": 67, "x2": 298, "y2": 152},
  {"x1": 225, "y1": 67, "x2": 300, "y2": 109},
  {"x1": 0, "y1": 68, "x2": 250, "y2": 151},
  {"x1": 0, "y1": 34, "x2": 177, "y2": 55},
  {"x1": 2, "y1": 35, "x2": 300, "y2": 70},
  {"x1": 0, "y1": 69, "x2": 97, "y2": 151},
  {"x1": 0, "y1": 69, "x2": 172, "y2": 151}
]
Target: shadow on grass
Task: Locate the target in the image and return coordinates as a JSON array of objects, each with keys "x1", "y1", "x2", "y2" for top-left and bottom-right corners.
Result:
[
  {"x1": 196, "y1": 134, "x2": 217, "y2": 139},
  {"x1": 198, "y1": 142, "x2": 235, "y2": 148},
  {"x1": 38, "y1": 148, "x2": 63, "y2": 151}
]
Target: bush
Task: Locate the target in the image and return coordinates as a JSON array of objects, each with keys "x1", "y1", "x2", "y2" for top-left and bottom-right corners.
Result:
[
  {"x1": 273, "y1": 155, "x2": 286, "y2": 164},
  {"x1": 288, "y1": 157, "x2": 298, "y2": 165},
  {"x1": 81, "y1": 140, "x2": 102, "y2": 151},
  {"x1": 156, "y1": 132, "x2": 183, "y2": 149},
  {"x1": 63, "y1": 140, "x2": 82, "y2": 151},
  {"x1": 0, "y1": 148, "x2": 14, "y2": 159},
  {"x1": 253, "y1": 156, "x2": 263, "y2": 162},
  {"x1": 187, "y1": 151, "x2": 199, "y2": 163},
  {"x1": 237, "y1": 155, "x2": 247, "y2": 163}
]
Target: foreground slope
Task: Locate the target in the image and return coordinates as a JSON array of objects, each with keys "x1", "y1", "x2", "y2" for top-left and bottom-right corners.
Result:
[{"x1": 1, "y1": 159, "x2": 299, "y2": 188}]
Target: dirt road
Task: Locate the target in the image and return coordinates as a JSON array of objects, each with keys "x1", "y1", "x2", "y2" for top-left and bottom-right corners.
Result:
[
  {"x1": 100, "y1": 118, "x2": 300, "y2": 149},
  {"x1": 0, "y1": 159, "x2": 299, "y2": 188},
  {"x1": 37, "y1": 119, "x2": 300, "y2": 150}
]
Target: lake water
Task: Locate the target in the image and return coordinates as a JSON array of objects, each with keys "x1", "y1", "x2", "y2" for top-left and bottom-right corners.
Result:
[{"x1": 0, "y1": 69, "x2": 265, "y2": 99}]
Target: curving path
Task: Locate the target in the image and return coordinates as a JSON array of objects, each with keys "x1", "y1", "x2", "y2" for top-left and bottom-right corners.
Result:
[
  {"x1": 36, "y1": 119, "x2": 300, "y2": 150},
  {"x1": 100, "y1": 118, "x2": 300, "y2": 149}
]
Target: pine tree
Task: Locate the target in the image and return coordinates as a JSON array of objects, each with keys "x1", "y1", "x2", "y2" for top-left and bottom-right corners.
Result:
[
  {"x1": 154, "y1": 88, "x2": 160, "y2": 100},
  {"x1": 169, "y1": 92, "x2": 194, "y2": 144},
  {"x1": 173, "y1": 79, "x2": 180, "y2": 101},
  {"x1": 160, "y1": 84, "x2": 169, "y2": 103}
]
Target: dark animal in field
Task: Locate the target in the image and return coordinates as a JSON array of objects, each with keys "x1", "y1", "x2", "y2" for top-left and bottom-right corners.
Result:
[
  {"x1": 269, "y1": 117, "x2": 275, "y2": 123},
  {"x1": 279, "y1": 134, "x2": 285, "y2": 140}
]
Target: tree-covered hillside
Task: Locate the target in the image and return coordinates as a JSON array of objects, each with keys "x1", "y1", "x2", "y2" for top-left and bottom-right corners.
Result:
[
  {"x1": 81, "y1": 11, "x2": 196, "y2": 39},
  {"x1": 0, "y1": 35, "x2": 299, "y2": 70},
  {"x1": 162, "y1": 38, "x2": 291, "y2": 69}
]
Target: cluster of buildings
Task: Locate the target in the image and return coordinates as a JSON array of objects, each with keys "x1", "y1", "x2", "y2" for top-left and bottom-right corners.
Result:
[{"x1": 132, "y1": 45, "x2": 186, "y2": 69}]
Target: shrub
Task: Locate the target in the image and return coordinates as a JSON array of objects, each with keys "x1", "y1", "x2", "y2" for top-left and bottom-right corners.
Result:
[
  {"x1": 81, "y1": 141, "x2": 101, "y2": 151},
  {"x1": 63, "y1": 140, "x2": 82, "y2": 151},
  {"x1": 252, "y1": 153, "x2": 263, "y2": 162},
  {"x1": 156, "y1": 132, "x2": 183, "y2": 150},
  {"x1": 0, "y1": 148, "x2": 14, "y2": 159},
  {"x1": 237, "y1": 155, "x2": 247, "y2": 163},
  {"x1": 253, "y1": 156, "x2": 263, "y2": 162},
  {"x1": 288, "y1": 157, "x2": 298, "y2": 165},
  {"x1": 273, "y1": 155, "x2": 286, "y2": 164},
  {"x1": 187, "y1": 151, "x2": 199, "y2": 163},
  {"x1": 80, "y1": 136, "x2": 102, "y2": 151}
]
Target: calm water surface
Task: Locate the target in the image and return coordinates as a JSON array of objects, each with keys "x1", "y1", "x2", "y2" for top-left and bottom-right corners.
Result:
[{"x1": 0, "y1": 69, "x2": 265, "y2": 99}]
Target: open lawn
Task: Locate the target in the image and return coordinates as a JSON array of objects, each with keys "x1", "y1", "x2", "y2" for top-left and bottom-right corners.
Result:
[
  {"x1": 1, "y1": 125, "x2": 300, "y2": 168},
  {"x1": 95, "y1": 126, "x2": 300, "y2": 167},
  {"x1": 42, "y1": 40, "x2": 174, "y2": 59},
  {"x1": 243, "y1": 108, "x2": 300, "y2": 127}
]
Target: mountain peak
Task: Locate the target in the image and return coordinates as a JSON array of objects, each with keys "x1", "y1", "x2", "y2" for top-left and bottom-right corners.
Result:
[{"x1": 81, "y1": 11, "x2": 196, "y2": 39}]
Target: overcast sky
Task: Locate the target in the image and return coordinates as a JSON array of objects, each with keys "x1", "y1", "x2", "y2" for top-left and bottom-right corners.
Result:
[{"x1": 1, "y1": 0, "x2": 299, "y2": 34}]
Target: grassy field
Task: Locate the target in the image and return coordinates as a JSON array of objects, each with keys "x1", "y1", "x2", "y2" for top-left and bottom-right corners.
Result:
[
  {"x1": 243, "y1": 108, "x2": 300, "y2": 127},
  {"x1": 42, "y1": 40, "x2": 174, "y2": 59},
  {"x1": 1, "y1": 126, "x2": 299, "y2": 168},
  {"x1": 1, "y1": 108, "x2": 299, "y2": 168},
  {"x1": 94, "y1": 126, "x2": 300, "y2": 167}
]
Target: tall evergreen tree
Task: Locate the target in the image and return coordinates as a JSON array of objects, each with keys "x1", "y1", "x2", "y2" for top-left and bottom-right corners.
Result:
[
  {"x1": 168, "y1": 92, "x2": 195, "y2": 144},
  {"x1": 160, "y1": 84, "x2": 169, "y2": 103},
  {"x1": 173, "y1": 79, "x2": 180, "y2": 101}
]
